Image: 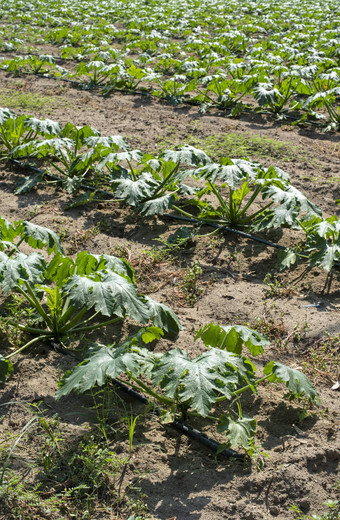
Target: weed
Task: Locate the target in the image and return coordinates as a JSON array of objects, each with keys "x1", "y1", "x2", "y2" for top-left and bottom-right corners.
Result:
[
  {"x1": 180, "y1": 262, "x2": 204, "y2": 306},
  {"x1": 0, "y1": 407, "x2": 150, "y2": 520},
  {"x1": 127, "y1": 414, "x2": 139, "y2": 454},
  {"x1": 289, "y1": 500, "x2": 339, "y2": 520},
  {"x1": 0, "y1": 88, "x2": 69, "y2": 111},
  {"x1": 263, "y1": 273, "x2": 298, "y2": 299},
  {"x1": 302, "y1": 333, "x2": 339, "y2": 383},
  {"x1": 185, "y1": 132, "x2": 316, "y2": 164},
  {"x1": 250, "y1": 311, "x2": 288, "y2": 347}
]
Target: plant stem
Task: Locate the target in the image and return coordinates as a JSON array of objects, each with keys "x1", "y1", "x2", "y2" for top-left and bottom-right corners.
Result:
[
  {"x1": 58, "y1": 307, "x2": 88, "y2": 334},
  {"x1": 24, "y1": 282, "x2": 53, "y2": 329},
  {"x1": 128, "y1": 376, "x2": 173, "y2": 406},
  {"x1": 5, "y1": 334, "x2": 50, "y2": 360},
  {"x1": 68, "y1": 315, "x2": 123, "y2": 334}
]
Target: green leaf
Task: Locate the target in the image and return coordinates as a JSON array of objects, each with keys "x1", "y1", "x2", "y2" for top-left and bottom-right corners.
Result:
[
  {"x1": 277, "y1": 249, "x2": 298, "y2": 270},
  {"x1": 85, "y1": 135, "x2": 129, "y2": 151},
  {"x1": 62, "y1": 176, "x2": 83, "y2": 194},
  {"x1": 0, "y1": 251, "x2": 45, "y2": 294},
  {"x1": 64, "y1": 272, "x2": 152, "y2": 323},
  {"x1": 308, "y1": 240, "x2": 340, "y2": 272},
  {"x1": 138, "y1": 193, "x2": 177, "y2": 216},
  {"x1": 0, "y1": 355, "x2": 13, "y2": 383},
  {"x1": 144, "y1": 297, "x2": 182, "y2": 335},
  {"x1": 114, "y1": 173, "x2": 157, "y2": 206},
  {"x1": 141, "y1": 326, "x2": 164, "y2": 344},
  {"x1": 45, "y1": 253, "x2": 74, "y2": 286},
  {"x1": 15, "y1": 172, "x2": 45, "y2": 195},
  {"x1": 252, "y1": 199, "x2": 300, "y2": 231},
  {"x1": 196, "y1": 323, "x2": 269, "y2": 356},
  {"x1": 193, "y1": 162, "x2": 246, "y2": 190},
  {"x1": 16, "y1": 221, "x2": 63, "y2": 254},
  {"x1": 254, "y1": 83, "x2": 282, "y2": 107},
  {"x1": 217, "y1": 415, "x2": 256, "y2": 449},
  {"x1": 56, "y1": 343, "x2": 148, "y2": 398},
  {"x1": 151, "y1": 348, "x2": 236, "y2": 416},
  {"x1": 0, "y1": 107, "x2": 15, "y2": 125},
  {"x1": 0, "y1": 217, "x2": 17, "y2": 243},
  {"x1": 24, "y1": 117, "x2": 61, "y2": 137},
  {"x1": 160, "y1": 145, "x2": 211, "y2": 166},
  {"x1": 263, "y1": 361, "x2": 319, "y2": 401},
  {"x1": 151, "y1": 347, "x2": 252, "y2": 417}
]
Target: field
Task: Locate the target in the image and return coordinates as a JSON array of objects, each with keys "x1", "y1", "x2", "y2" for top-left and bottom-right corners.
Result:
[{"x1": 0, "y1": 0, "x2": 339, "y2": 519}]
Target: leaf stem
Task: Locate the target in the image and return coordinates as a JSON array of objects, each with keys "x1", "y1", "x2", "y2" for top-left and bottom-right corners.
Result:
[{"x1": 5, "y1": 334, "x2": 50, "y2": 359}]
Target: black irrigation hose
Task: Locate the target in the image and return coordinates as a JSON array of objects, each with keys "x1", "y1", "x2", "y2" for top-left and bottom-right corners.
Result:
[
  {"x1": 162, "y1": 212, "x2": 288, "y2": 251},
  {"x1": 112, "y1": 377, "x2": 244, "y2": 460}
]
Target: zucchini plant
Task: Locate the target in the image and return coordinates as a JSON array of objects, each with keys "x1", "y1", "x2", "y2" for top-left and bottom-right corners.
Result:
[
  {"x1": 278, "y1": 215, "x2": 340, "y2": 272},
  {"x1": 13, "y1": 122, "x2": 129, "y2": 193},
  {"x1": 182, "y1": 157, "x2": 321, "y2": 230},
  {"x1": 56, "y1": 322, "x2": 318, "y2": 454},
  {"x1": 0, "y1": 107, "x2": 61, "y2": 158},
  {"x1": 0, "y1": 218, "x2": 181, "y2": 382}
]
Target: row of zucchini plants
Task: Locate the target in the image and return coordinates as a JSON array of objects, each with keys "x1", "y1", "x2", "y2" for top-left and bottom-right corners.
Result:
[
  {"x1": 1, "y1": 107, "x2": 339, "y2": 272},
  {"x1": 0, "y1": 217, "x2": 319, "y2": 454},
  {"x1": 0, "y1": 0, "x2": 339, "y2": 129}
]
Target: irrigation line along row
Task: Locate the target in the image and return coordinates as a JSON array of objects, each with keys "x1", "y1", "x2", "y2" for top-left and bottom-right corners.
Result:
[
  {"x1": 111, "y1": 377, "x2": 244, "y2": 460},
  {"x1": 1, "y1": 70, "x2": 327, "y2": 128},
  {"x1": 10, "y1": 158, "x2": 340, "y2": 268}
]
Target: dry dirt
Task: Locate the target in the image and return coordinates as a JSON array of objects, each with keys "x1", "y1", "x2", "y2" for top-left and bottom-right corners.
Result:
[{"x1": 0, "y1": 72, "x2": 339, "y2": 520}]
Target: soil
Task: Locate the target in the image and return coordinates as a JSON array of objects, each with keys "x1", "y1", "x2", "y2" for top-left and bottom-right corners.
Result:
[{"x1": 0, "y1": 71, "x2": 339, "y2": 520}]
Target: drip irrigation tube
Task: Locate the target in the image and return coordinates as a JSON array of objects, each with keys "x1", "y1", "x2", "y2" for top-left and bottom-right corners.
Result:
[
  {"x1": 162, "y1": 212, "x2": 287, "y2": 251},
  {"x1": 112, "y1": 377, "x2": 244, "y2": 460}
]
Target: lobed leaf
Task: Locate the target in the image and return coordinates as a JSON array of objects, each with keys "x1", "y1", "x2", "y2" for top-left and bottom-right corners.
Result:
[{"x1": 263, "y1": 361, "x2": 319, "y2": 401}]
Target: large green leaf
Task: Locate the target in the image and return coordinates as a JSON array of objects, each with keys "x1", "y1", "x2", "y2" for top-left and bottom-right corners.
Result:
[
  {"x1": 307, "y1": 239, "x2": 340, "y2": 272},
  {"x1": 160, "y1": 146, "x2": 211, "y2": 166},
  {"x1": 64, "y1": 272, "x2": 152, "y2": 323},
  {"x1": 138, "y1": 193, "x2": 177, "y2": 216},
  {"x1": 45, "y1": 253, "x2": 75, "y2": 286},
  {"x1": 56, "y1": 343, "x2": 148, "y2": 398},
  {"x1": 16, "y1": 221, "x2": 63, "y2": 254},
  {"x1": 114, "y1": 173, "x2": 158, "y2": 206},
  {"x1": 263, "y1": 361, "x2": 319, "y2": 401},
  {"x1": 217, "y1": 415, "x2": 256, "y2": 449},
  {"x1": 263, "y1": 184, "x2": 321, "y2": 219},
  {"x1": 193, "y1": 162, "x2": 245, "y2": 190},
  {"x1": 144, "y1": 296, "x2": 182, "y2": 335},
  {"x1": 151, "y1": 347, "x2": 252, "y2": 416},
  {"x1": 151, "y1": 348, "x2": 237, "y2": 416},
  {"x1": 0, "y1": 107, "x2": 15, "y2": 125},
  {"x1": 75, "y1": 252, "x2": 135, "y2": 282},
  {"x1": 196, "y1": 323, "x2": 269, "y2": 356},
  {"x1": 24, "y1": 117, "x2": 61, "y2": 137},
  {"x1": 0, "y1": 252, "x2": 45, "y2": 294},
  {"x1": 254, "y1": 83, "x2": 282, "y2": 107},
  {"x1": 85, "y1": 135, "x2": 128, "y2": 151},
  {"x1": 277, "y1": 249, "x2": 298, "y2": 270},
  {"x1": 252, "y1": 198, "x2": 301, "y2": 231},
  {"x1": 0, "y1": 217, "x2": 17, "y2": 243},
  {"x1": 15, "y1": 172, "x2": 45, "y2": 195}
]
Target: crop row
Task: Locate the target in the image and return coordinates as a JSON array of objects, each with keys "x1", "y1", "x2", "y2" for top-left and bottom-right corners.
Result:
[
  {"x1": 0, "y1": 0, "x2": 339, "y2": 129},
  {"x1": 0, "y1": 216, "x2": 320, "y2": 455},
  {"x1": 1, "y1": 107, "x2": 340, "y2": 272}
]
